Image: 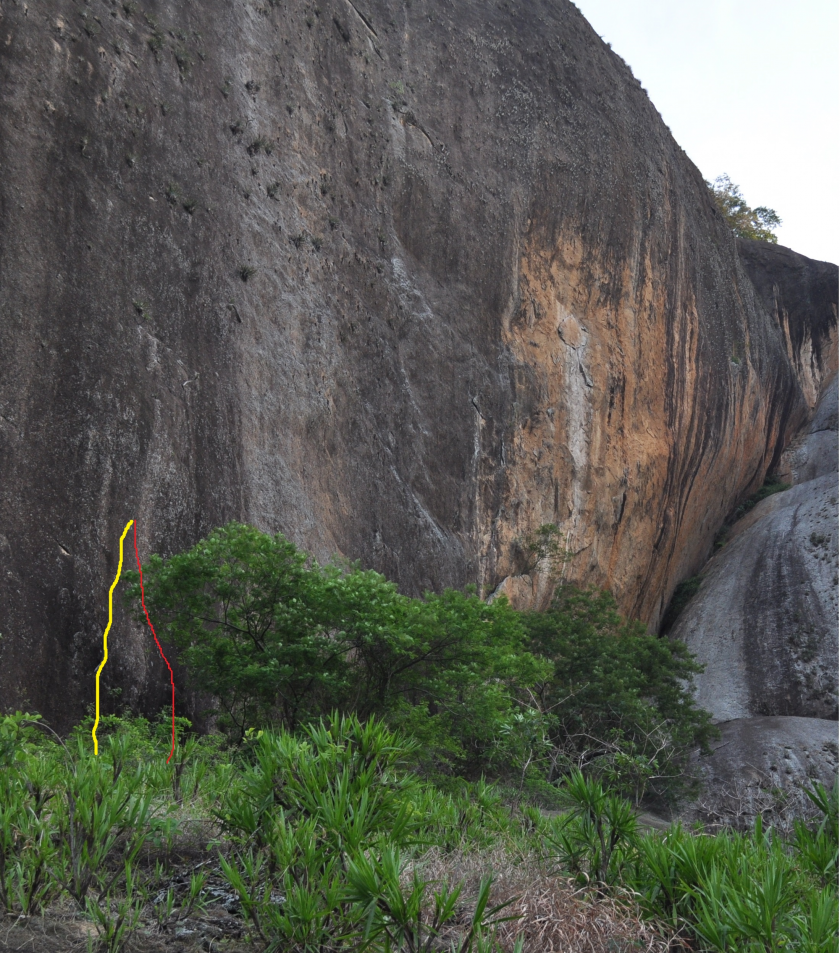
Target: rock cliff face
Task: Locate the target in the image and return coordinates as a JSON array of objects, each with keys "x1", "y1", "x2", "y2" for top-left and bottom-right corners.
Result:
[
  {"x1": 672, "y1": 373, "x2": 838, "y2": 819},
  {"x1": 673, "y1": 376, "x2": 838, "y2": 724},
  {"x1": 0, "y1": 0, "x2": 836, "y2": 728}
]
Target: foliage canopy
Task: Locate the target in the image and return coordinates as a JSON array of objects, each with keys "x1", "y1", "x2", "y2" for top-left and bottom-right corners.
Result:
[
  {"x1": 126, "y1": 523, "x2": 714, "y2": 805},
  {"x1": 708, "y1": 174, "x2": 782, "y2": 243},
  {"x1": 521, "y1": 585, "x2": 717, "y2": 803},
  {"x1": 124, "y1": 523, "x2": 546, "y2": 776}
]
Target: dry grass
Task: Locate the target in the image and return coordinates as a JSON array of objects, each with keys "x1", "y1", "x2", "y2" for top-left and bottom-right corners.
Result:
[
  {"x1": 410, "y1": 847, "x2": 677, "y2": 953},
  {"x1": 1, "y1": 838, "x2": 678, "y2": 952}
]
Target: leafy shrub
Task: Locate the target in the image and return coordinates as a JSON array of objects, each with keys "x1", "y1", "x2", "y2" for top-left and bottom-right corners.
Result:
[
  {"x1": 0, "y1": 714, "x2": 61, "y2": 916},
  {"x1": 218, "y1": 713, "x2": 423, "y2": 851},
  {"x1": 659, "y1": 574, "x2": 703, "y2": 635},
  {"x1": 0, "y1": 711, "x2": 835, "y2": 952},
  {"x1": 521, "y1": 586, "x2": 717, "y2": 804},
  {"x1": 541, "y1": 770, "x2": 640, "y2": 888},
  {"x1": 217, "y1": 714, "x2": 515, "y2": 951},
  {"x1": 125, "y1": 524, "x2": 719, "y2": 803},
  {"x1": 731, "y1": 475, "x2": 790, "y2": 521},
  {"x1": 124, "y1": 523, "x2": 547, "y2": 777},
  {"x1": 623, "y1": 791, "x2": 839, "y2": 952},
  {"x1": 708, "y1": 174, "x2": 782, "y2": 243}
]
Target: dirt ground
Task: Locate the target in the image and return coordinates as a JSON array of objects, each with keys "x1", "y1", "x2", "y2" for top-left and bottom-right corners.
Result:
[{"x1": 0, "y1": 904, "x2": 251, "y2": 953}]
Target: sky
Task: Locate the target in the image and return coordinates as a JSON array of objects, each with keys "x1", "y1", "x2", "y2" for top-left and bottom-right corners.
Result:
[{"x1": 572, "y1": 0, "x2": 839, "y2": 265}]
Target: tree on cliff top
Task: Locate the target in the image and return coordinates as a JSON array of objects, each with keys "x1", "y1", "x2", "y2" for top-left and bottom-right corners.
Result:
[{"x1": 708, "y1": 174, "x2": 782, "y2": 242}]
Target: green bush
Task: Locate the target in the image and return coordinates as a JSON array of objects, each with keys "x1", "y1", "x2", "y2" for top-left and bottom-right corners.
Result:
[
  {"x1": 521, "y1": 586, "x2": 717, "y2": 803},
  {"x1": 125, "y1": 524, "x2": 715, "y2": 804},
  {"x1": 124, "y1": 523, "x2": 548, "y2": 777},
  {"x1": 217, "y1": 714, "x2": 516, "y2": 952},
  {"x1": 541, "y1": 769, "x2": 641, "y2": 887},
  {"x1": 731, "y1": 476, "x2": 790, "y2": 521},
  {"x1": 0, "y1": 714, "x2": 61, "y2": 916},
  {"x1": 708, "y1": 174, "x2": 782, "y2": 243},
  {"x1": 1, "y1": 710, "x2": 836, "y2": 952},
  {"x1": 623, "y1": 791, "x2": 838, "y2": 952},
  {"x1": 660, "y1": 575, "x2": 703, "y2": 635}
]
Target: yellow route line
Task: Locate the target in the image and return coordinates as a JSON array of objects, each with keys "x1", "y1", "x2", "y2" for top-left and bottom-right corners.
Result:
[{"x1": 92, "y1": 519, "x2": 134, "y2": 755}]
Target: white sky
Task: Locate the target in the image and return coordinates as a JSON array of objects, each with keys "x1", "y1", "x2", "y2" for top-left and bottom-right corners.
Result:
[{"x1": 572, "y1": 0, "x2": 839, "y2": 265}]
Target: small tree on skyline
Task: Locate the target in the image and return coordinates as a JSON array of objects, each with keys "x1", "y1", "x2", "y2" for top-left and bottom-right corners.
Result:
[{"x1": 708, "y1": 174, "x2": 782, "y2": 243}]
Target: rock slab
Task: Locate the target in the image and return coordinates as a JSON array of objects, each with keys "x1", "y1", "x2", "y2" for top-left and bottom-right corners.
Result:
[
  {"x1": 688, "y1": 716, "x2": 839, "y2": 829},
  {"x1": 673, "y1": 378, "x2": 838, "y2": 723}
]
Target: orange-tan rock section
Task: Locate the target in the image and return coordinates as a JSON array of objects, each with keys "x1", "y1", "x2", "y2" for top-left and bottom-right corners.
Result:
[{"x1": 485, "y1": 234, "x2": 837, "y2": 625}]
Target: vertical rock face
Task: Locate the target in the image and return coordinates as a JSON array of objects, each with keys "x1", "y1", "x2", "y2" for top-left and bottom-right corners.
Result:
[
  {"x1": 0, "y1": 0, "x2": 836, "y2": 728},
  {"x1": 671, "y1": 370, "x2": 838, "y2": 821},
  {"x1": 672, "y1": 375, "x2": 839, "y2": 724},
  {"x1": 737, "y1": 239, "x2": 839, "y2": 411}
]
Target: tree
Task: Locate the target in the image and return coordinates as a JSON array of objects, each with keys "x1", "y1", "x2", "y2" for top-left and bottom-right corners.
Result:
[
  {"x1": 520, "y1": 586, "x2": 717, "y2": 803},
  {"x1": 708, "y1": 174, "x2": 782, "y2": 243},
  {"x1": 125, "y1": 525, "x2": 715, "y2": 802},
  {"x1": 124, "y1": 523, "x2": 546, "y2": 775},
  {"x1": 124, "y1": 524, "x2": 354, "y2": 738}
]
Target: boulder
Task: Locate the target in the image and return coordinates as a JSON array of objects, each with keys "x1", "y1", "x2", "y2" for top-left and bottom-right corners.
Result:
[
  {"x1": 687, "y1": 716, "x2": 839, "y2": 830},
  {"x1": 672, "y1": 378, "x2": 838, "y2": 723},
  {"x1": 672, "y1": 377, "x2": 838, "y2": 814}
]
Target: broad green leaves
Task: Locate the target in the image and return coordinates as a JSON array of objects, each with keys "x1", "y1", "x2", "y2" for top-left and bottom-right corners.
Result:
[
  {"x1": 521, "y1": 585, "x2": 717, "y2": 803},
  {"x1": 125, "y1": 523, "x2": 547, "y2": 776},
  {"x1": 126, "y1": 524, "x2": 713, "y2": 799}
]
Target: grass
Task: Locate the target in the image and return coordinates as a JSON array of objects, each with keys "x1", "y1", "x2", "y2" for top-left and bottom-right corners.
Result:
[{"x1": 0, "y1": 712, "x2": 834, "y2": 953}]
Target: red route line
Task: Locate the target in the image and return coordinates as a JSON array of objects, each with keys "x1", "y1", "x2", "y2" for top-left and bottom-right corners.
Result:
[{"x1": 133, "y1": 521, "x2": 176, "y2": 763}]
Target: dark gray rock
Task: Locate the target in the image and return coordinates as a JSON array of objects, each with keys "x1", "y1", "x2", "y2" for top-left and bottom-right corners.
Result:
[
  {"x1": 0, "y1": 0, "x2": 835, "y2": 728},
  {"x1": 779, "y1": 376, "x2": 839, "y2": 486},
  {"x1": 737, "y1": 239, "x2": 838, "y2": 412}
]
